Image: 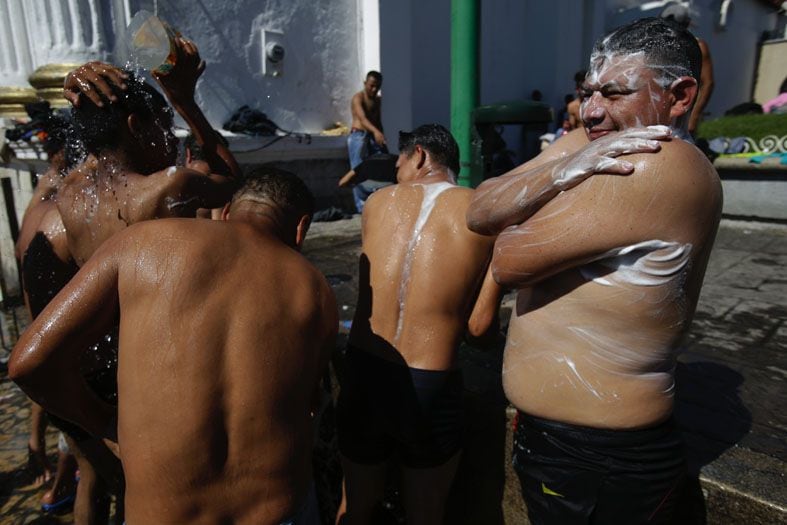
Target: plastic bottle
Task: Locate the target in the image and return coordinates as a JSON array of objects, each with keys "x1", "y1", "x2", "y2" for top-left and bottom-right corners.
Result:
[{"x1": 121, "y1": 10, "x2": 180, "y2": 75}]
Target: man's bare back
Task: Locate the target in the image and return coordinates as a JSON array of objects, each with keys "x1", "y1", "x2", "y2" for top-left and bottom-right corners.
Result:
[
  {"x1": 338, "y1": 125, "x2": 499, "y2": 525},
  {"x1": 58, "y1": 161, "x2": 230, "y2": 266},
  {"x1": 11, "y1": 170, "x2": 337, "y2": 524},
  {"x1": 351, "y1": 180, "x2": 495, "y2": 369},
  {"x1": 115, "y1": 218, "x2": 334, "y2": 523}
]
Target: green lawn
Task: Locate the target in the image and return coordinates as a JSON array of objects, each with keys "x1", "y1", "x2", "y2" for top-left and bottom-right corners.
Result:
[{"x1": 696, "y1": 113, "x2": 787, "y2": 142}]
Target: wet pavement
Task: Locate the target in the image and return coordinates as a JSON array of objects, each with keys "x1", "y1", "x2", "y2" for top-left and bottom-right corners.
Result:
[{"x1": 0, "y1": 216, "x2": 785, "y2": 524}]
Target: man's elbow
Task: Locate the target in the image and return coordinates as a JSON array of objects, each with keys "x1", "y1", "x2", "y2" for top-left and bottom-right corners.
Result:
[
  {"x1": 466, "y1": 205, "x2": 496, "y2": 236},
  {"x1": 467, "y1": 312, "x2": 493, "y2": 339},
  {"x1": 8, "y1": 348, "x2": 37, "y2": 387}
]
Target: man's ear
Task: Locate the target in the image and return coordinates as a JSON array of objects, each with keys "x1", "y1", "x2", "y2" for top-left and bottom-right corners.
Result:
[
  {"x1": 126, "y1": 113, "x2": 142, "y2": 138},
  {"x1": 295, "y1": 214, "x2": 311, "y2": 250},
  {"x1": 220, "y1": 202, "x2": 231, "y2": 221},
  {"x1": 669, "y1": 77, "x2": 699, "y2": 119},
  {"x1": 415, "y1": 145, "x2": 426, "y2": 169}
]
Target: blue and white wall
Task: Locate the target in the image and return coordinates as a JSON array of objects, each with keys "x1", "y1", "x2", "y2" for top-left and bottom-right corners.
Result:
[{"x1": 379, "y1": 0, "x2": 784, "y2": 157}]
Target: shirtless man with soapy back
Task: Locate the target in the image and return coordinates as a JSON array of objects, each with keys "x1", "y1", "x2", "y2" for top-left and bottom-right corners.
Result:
[
  {"x1": 467, "y1": 17, "x2": 722, "y2": 525},
  {"x1": 336, "y1": 124, "x2": 502, "y2": 525}
]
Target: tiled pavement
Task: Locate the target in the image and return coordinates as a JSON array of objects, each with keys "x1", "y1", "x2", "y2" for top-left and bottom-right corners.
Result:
[{"x1": 0, "y1": 217, "x2": 785, "y2": 524}]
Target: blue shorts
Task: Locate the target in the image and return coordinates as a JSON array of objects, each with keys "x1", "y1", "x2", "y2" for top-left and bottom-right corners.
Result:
[{"x1": 347, "y1": 130, "x2": 385, "y2": 169}]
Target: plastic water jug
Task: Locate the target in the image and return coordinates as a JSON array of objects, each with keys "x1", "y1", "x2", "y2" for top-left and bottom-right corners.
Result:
[{"x1": 122, "y1": 10, "x2": 180, "y2": 75}]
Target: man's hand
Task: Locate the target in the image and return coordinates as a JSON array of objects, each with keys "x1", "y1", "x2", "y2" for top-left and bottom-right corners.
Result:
[
  {"x1": 63, "y1": 62, "x2": 129, "y2": 107},
  {"x1": 553, "y1": 126, "x2": 672, "y2": 192},
  {"x1": 373, "y1": 130, "x2": 386, "y2": 146},
  {"x1": 152, "y1": 37, "x2": 205, "y2": 106}
]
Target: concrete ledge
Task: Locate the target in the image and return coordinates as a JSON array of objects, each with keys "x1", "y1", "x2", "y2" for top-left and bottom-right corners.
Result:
[{"x1": 715, "y1": 157, "x2": 787, "y2": 221}]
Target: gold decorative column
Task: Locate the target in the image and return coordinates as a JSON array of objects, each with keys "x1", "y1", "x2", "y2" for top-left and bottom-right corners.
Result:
[
  {"x1": 28, "y1": 63, "x2": 81, "y2": 109},
  {"x1": 0, "y1": 86, "x2": 38, "y2": 118}
]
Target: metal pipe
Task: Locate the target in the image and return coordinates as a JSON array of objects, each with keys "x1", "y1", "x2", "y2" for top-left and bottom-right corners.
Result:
[{"x1": 450, "y1": 0, "x2": 479, "y2": 187}]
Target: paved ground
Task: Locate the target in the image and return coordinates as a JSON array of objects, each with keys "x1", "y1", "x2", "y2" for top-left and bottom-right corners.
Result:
[{"x1": 0, "y1": 217, "x2": 784, "y2": 524}]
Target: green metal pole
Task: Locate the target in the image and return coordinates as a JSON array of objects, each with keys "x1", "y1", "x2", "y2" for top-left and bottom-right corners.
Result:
[{"x1": 451, "y1": 0, "x2": 479, "y2": 187}]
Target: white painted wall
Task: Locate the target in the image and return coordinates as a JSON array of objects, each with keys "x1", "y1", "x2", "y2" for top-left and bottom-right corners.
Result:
[{"x1": 131, "y1": 0, "x2": 364, "y2": 133}]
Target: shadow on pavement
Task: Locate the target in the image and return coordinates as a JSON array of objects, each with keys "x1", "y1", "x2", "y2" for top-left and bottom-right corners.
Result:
[{"x1": 673, "y1": 361, "x2": 752, "y2": 524}]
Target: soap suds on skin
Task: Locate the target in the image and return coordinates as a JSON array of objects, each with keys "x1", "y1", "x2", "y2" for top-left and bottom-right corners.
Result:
[{"x1": 394, "y1": 182, "x2": 456, "y2": 343}]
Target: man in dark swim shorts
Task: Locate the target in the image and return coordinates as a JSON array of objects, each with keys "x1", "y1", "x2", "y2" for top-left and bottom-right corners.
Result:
[
  {"x1": 336, "y1": 124, "x2": 502, "y2": 525},
  {"x1": 466, "y1": 17, "x2": 721, "y2": 525}
]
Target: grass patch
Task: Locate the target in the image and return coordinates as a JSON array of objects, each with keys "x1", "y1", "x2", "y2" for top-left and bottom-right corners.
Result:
[{"x1": 696, "y1": 113, "x2": 787, "y2": 141}]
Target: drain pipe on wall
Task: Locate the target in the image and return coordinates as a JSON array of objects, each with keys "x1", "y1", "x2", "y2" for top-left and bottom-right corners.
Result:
[{"x1": 450, "y1": 0, "x2": 479, "y2": 187}]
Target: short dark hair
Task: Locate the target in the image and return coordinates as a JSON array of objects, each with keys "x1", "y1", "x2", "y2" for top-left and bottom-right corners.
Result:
[
  {"x1": 398, "y1": 124, "x2": 460, "y2": 175},
  {"x1": 592, "y1": 17, "x2": 701, "y2": 86},
  {"x1": 233, "y1": 166, "x2": 315, "y2": 219},
  {"x1": 366, "y1": 71, "x2": 382, "y2": 84},
  {"x1": 71, "y1": 71, "x2": 170, "y2": 154}
]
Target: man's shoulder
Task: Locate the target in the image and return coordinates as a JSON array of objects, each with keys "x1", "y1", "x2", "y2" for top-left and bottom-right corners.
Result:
[
  {"x1": 614, "y1": 138, "x2": 721, "y2": 210},
  {"x1": 638, "y1": 138, "x2": 715, "y2": 177}
]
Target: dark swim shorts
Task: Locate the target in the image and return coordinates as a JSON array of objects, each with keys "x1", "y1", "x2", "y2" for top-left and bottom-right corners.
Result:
[
  {"x1": 512, "y1": 411, "x2": 686, "y2": 525},
  {"x1": 336, "y1": 346, "x2": 464, "y2": 469}
]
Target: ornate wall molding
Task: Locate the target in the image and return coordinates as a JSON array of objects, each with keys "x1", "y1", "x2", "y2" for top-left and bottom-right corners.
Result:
[{"x1": 741, "y1": 135, "x2": 787, "y2": 154}]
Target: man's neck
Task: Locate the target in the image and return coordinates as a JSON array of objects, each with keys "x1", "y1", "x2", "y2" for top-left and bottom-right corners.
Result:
[
  {"x1": 229, "y1": 205, "x2": 295, "y2": 248},
  {"x1": 412, "y1": 166, "x2": 455, "y2": 185}
]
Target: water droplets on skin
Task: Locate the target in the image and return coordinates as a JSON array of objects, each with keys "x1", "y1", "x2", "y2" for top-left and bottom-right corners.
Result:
[{"x1": 393, "y1": 180, "x2": 456, "y2": 343}]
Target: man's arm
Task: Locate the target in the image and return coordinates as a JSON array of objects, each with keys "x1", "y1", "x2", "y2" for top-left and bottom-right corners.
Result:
[
  {"x1": 466, "y1": 127, "x2": 671, "y2": 236},
  {"x1": 144, "y1": 166, "x2": 236, "y2": 218},
  {"x1": 153, "y1": 37, "x2": 241, "y2": 179},
  {"x1": 689, "y1": 39, "x2": 714, "y2": 135},
  {"x1": 63, "y1": 48, "x2": 241, "y2": 179},
  {"x1": 351, "y1": 94, "x2": 386, "y2": 145},
  {"x1": 466, "y1": 263, "x2": 505, "y2": 346},
  {"x1": 490, "y1": 142, "x2": 712, "y2": 289},
  {"x1": 9, "y1": 232, "x2": 125, "y2": 438}
]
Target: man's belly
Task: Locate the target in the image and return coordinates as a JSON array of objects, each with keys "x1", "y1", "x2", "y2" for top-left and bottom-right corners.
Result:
[{"x1": 502, "y1": 281, "x2": 683, "y2": 429}]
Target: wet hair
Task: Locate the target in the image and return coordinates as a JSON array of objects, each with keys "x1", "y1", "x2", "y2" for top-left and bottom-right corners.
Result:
[
  {"x1": 366, "y1": 71, "x2": 382, "y2": 84},
  {"x1": 593, "y1": 17, "x2": 701, "y2": 86},
  {"x1": 233, "y1": 165, "x2": 315, "y2": 219},
  {"x1": 44, "y1": 110, "x2": 71, "y2": 156},
  {"x1": 530, "y1": 89, "x2": 543, "y2": 101},
  {"x1": 398, "y1": 124, "x2": 460, "y2": 175},
  {"x1": 71, "y1": 70, "x2": 170, "y2": 154}
]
